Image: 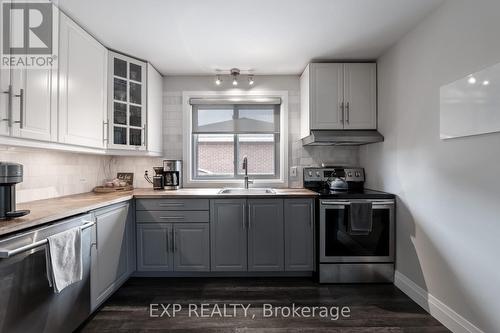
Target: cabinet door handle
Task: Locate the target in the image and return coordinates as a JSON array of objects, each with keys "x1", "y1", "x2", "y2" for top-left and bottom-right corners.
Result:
[
  {"x1": 174, "y1": 230, "x2": 178, "y2": 252},
  {"x1": 165, "y1": 228, "x2": 170, "y2": 253},
  {"x1": 309, "y1": 202, "x2": 314, "y2": 228},
  {"x1": 93, "y1": 219, "x2": 98, "y2": 250},
  {"x1": 103, "y1": 120, "x2": 108, "y2": 143},
  {"x1": 242, "y1": 204, "x2": 246, "y2": 229},
  {"x1": 2, "y1": 85, "x2": 13, "y2": 127},
  {"x1": 13, "y1": 89, "x2": 23, "y2": 128},
  {"x1": 170, "y1": 229, "x2": 174, "y2": 253},
  {"x1": 340, "y1": 101, "x2": 344, "y2": 123},
  {"x1": 142, "y1": 124, "x2": 146, "y2": 146},
  {"x1": 346, "y1": 102, "x2": 350, "y2": 123},
  {"x1": 247, "y1": 203, "x2": 251, "y2": 229}
]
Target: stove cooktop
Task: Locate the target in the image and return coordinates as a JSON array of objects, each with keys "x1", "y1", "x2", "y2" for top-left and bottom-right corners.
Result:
[{"x1": 310, "y1": 188, "x2": 395, "y2": 199}]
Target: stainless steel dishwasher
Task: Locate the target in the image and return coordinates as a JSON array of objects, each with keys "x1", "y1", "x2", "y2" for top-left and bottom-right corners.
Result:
[{"x1": 0, "y1": 214, "x2": 94, "y2": 333}]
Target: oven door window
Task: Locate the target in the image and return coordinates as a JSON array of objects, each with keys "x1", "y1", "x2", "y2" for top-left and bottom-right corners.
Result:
[{"x1": 324, "y1": 207, "x2": 390, "y2": 257}]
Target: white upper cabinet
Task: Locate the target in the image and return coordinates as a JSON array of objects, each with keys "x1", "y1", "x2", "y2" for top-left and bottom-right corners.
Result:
[
  {"x1": 1, "y1": 5, "x2": 162, "y2": 155},
  {"x1": 300, "y1": 62, "x2": 377, "y2": 138},
  {"x1": 58, "y1": 12, "x2": 107, "y2": 149},
  {"x1": 343, "y1": 63, "x2": 377, "y2": 129},
  {"x1": 10, "y1": 63, "x2": 58, "y2": 142},
  {"x1": 0, "y1": 2, "x2": 11, "y2": 137},
  {"x1": 147, "y1": 64, "x2": 163, "y2": 154},
  {"x1": 0, "y1": 68, "x2": 8, "y2": 136},
  {"x1": 0, "y1": 3, "x2": 57, "y2": 141},
  {"x1": 309, "y1": 63, "x2": 344, "y2": 130},
  {"x1": 107, "y1": 52, "x2": 147, "y2": 151}
]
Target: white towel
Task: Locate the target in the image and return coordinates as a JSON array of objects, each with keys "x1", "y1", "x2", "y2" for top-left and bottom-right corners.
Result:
[{"x1": 45, "y1": 227, "x2": 83, "y2": 293}]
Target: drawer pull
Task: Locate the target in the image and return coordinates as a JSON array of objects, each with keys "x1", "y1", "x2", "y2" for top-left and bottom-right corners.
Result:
[
  {"x1": 159, "y1": 216, "x2": 185, "y2": 220},
  {"x1": 158, "y1": 203, "x2": 184, "y2": 207}
]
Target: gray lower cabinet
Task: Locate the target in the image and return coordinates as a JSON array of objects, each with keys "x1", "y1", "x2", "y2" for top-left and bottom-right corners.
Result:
[
  {"x1": 210, "y1": 199, "x2": 247, "y2": 271},
  {"x1": 137, "y1": 222, "x2": 209, "y2": 272},
  {"x1": 284, "y1": 199, "x2": 314, "y2": 271},
  {"x1": 137, "y1": 223, "x2": 173, "y2": 271},
  {"x1": 247, "y1": 199, "x2": 284, "y2": 271},
  {"x1": 91, "y1": 201, "x2": 134, "y2": 311},
  {"x1": 173, "y1": 223, "x2": 210, "y2": 271}
]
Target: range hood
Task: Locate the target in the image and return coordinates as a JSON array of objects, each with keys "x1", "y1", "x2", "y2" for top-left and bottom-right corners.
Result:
[{"x1": 301, "y1": 130, "x2": 384, "y2": 146}]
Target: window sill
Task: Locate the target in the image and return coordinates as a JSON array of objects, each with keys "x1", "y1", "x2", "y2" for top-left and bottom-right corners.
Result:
[{"x1": 184, "y1": 178, "x2": 288, "y2": 188}]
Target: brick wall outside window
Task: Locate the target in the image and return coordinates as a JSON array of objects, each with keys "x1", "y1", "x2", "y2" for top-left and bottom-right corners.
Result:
[{"x1": 197, "y1": 142, "x2": 274, "y2": 175}]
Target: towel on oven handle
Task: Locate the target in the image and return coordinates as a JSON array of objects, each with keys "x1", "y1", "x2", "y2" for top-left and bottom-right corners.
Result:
[{"x1": 348, "y1": 202, "x2": 373, "y2": 235}]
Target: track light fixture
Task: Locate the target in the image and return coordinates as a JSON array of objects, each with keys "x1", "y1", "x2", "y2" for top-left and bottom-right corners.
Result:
[
  {"x1": 231, "y1": 68, "x2": 240, "y2": 86},
  {"x1": 214, "y1": 68, "x2": 255, "y2": 87}
]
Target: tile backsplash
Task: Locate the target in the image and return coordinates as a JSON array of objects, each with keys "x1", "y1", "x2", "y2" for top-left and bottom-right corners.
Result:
[{"x1": 0, "y1": 147, "x2": 114, "y2": 203}]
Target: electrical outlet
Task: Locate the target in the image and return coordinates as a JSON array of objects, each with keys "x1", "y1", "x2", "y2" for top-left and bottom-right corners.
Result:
[{"x1": 290, "y1": 166, "x2": 297, "y2": 178}]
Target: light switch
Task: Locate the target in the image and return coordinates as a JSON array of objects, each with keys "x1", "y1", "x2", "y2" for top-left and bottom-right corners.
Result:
[{"x1": 290, "y1": 166, "x2": 297, "y2": 178}]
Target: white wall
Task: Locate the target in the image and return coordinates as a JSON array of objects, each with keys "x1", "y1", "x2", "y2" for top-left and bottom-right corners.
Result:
[{"x1": 360, "y1": 0, "x2": 500, "y2": 332}]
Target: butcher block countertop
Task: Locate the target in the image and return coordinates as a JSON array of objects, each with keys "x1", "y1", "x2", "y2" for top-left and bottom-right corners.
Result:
[{"x1": 0, "y1": 188, "x2": 317, "y2": 237}]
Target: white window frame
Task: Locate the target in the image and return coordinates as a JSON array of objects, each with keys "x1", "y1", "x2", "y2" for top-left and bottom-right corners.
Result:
[{"x1": 182, "y1": 91, "x2": 288, "y2": 188}]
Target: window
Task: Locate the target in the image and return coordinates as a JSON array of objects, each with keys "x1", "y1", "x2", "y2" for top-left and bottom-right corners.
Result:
[{"x1": 191, "y1": 103, "x2": 281, "y2": 180}]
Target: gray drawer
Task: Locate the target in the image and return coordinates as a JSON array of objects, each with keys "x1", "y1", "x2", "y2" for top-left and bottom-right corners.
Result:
[
  {"x1": 136, "y1": 199, "x2": 209, "y2": 211},
  {"x1": 136, "y1": 210, "x2": 210, "y2": 223}
]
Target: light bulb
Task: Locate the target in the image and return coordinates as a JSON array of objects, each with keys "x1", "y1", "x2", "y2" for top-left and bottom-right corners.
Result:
[
  {"x1": 248, "y1": 76, "x2": 255, "y2": 86},
  {"x1": 215, "y1": 75, "x2": 222, "y2": 86},
  {"x1": 482, "y1": 80, "x2": 490, "y2": 86},
  {"x1": 232, "y1": 78, "x2": 238, "y2": 86},
  {"x1": 468, "y1": 76, "x2": 476, "y2": 84}
]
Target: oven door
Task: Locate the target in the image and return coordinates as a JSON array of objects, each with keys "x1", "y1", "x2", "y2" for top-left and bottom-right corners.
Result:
[{"x1": 319, "y1": 199, "x2": 395, "y2": 263}]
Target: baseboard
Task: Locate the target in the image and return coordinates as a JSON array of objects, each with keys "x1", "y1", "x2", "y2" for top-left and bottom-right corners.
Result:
[
  {"x1": 394, "y1": 271, "x2": 484, "y2": 333},
  {"x1": 132, "y1": 271, "x2": 313, "y2": 278}
]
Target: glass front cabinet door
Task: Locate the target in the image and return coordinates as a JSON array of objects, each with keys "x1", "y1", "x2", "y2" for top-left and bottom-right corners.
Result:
[{"x1": 108, "y1": 51, "x2": 147, "y2": 150}]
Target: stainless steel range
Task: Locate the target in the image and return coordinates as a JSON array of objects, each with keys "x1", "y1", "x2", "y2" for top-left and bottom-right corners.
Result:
[{"x1": 304, "y1": 166, "x2": 395, "y2": 283}]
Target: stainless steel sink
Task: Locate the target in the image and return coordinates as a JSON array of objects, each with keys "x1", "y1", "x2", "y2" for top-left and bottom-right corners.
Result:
[{"x1": 217, "y1": 188, "x2": 276, "y2": 195}]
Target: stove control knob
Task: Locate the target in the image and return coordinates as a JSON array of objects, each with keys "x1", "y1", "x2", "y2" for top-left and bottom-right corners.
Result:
[
  {"x1": 308, "y1": 171, "x2": 313, "y2": 177},
  {"x1": 347, "y1": 172, "x2": 352, "y2": 177},
  {"x1": 355, "y1": 172, "x2": 360, "y2": 177},
  {"x1": 316, "y1": 171, "x2": 321, "y2": 177}
]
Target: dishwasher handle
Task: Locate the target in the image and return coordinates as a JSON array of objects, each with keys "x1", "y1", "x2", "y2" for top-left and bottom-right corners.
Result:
[{"x1": 0, "y1": 221, "x2": 95, "y2": 259}]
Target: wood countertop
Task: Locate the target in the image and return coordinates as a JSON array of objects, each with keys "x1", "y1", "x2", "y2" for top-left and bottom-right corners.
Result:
[
  {"x1": 0, "y1": 188, "x2": 317, "y2": 237},
  {"x1": 132, "y1": 188, "x2": 317, "y2": 198}
]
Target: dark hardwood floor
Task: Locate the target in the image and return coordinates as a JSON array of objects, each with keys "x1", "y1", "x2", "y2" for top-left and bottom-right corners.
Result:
[{"x1": 78, "y1": 277, "x2": 449, "y2": 332}]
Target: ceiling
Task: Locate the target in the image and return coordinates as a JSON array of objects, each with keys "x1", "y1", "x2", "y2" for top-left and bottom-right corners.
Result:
[{"x1": 56, "y1": 0, "x2": 443, "y2": 75}]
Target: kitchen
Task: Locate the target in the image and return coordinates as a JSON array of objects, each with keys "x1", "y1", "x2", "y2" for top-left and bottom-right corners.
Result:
[{"x1": 0, "y1": 0, "x2": 499, "y2": 332}]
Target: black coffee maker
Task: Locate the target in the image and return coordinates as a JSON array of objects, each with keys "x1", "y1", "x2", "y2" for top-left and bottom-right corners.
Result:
[
  {"x1": 144, "y1": 167, "x2": 166, "y2": 190},
  {"x1": 0, "y1": 162, "x2": 30, "y2": 220}
]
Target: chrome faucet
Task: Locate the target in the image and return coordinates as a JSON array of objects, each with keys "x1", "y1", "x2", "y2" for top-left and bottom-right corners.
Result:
[{"x1": 242, "y1": 156, "x2": 253, "y2": 189}]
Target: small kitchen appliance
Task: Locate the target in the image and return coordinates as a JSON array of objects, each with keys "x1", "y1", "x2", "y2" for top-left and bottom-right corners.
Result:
[
  {"x1": 0, "y1": 162, "x2": 30, "y2": 220},
  {"x1": 144, "y1": 167, "x2": 166, "y2": 190},
  {"x1": 163, "y1": 160, "x2": 182, "y2": 190},
  {"x1": 304, "y1": 166, "x2": 395, "y2": 283},
  {"x1": 152, "y1": 167, "x2": 165, "y2": 190}
]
